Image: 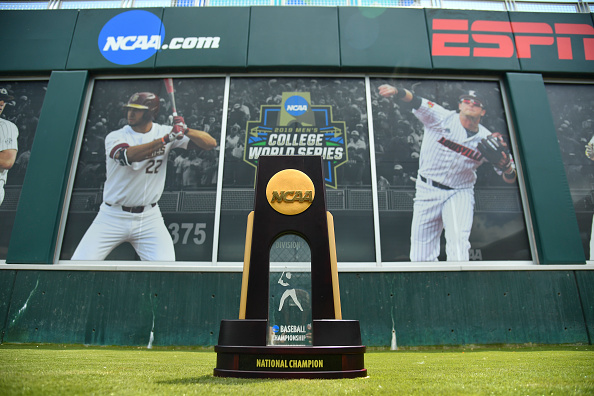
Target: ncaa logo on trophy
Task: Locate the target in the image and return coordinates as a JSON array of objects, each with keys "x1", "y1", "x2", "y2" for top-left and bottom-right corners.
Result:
[{"x1": 267, "y1": 168, "x2": 314, "y2": 215}]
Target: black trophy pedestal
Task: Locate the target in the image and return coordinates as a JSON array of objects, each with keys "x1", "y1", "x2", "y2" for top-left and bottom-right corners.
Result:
[{"x1": 214, "y1": 319, "x2": 367, "y2": 379}]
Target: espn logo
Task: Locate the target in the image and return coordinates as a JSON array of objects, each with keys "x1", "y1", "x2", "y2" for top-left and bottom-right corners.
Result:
[{"x1": 432, "y1": 19, "x2": 594, "y2": 60}]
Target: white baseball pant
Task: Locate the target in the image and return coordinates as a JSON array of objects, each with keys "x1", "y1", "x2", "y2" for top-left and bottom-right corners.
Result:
[
  {"x1": 410, "y1": 177, "x2": 475, "y2": 262},
  {"x1": 71, "y1": 202, "x2": 175, "y2": 261}
]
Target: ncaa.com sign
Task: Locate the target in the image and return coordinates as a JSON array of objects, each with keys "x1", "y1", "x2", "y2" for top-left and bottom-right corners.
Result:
[{"x1": 98, "y1": 10, "x2": 220, "y2": 65}]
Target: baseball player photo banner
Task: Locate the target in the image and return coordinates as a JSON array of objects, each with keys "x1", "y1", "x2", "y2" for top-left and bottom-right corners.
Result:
[
  {"x1": 218, "y1": 77, "x2": 376, "y2": 263},
  {"x1": 61, "y1": 77, "x2": 224, "y2": 262},
  {"x1": 547, "y1": 82, "x2": 594, "y2": 261},
  {"x1": 0, "y1": 80, "x2": 48, "y2": 260},
  {"x1": 371, "y1": 78, "x2": 531, "y2": 263}
]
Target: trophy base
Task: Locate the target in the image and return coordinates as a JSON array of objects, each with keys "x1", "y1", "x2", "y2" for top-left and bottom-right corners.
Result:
[
  {"x1": 214, "y1": 319, "x2": 367, "y2": 379},
  {"x1": 214, "y1": 345, "x2": 367, "y2": 379}
]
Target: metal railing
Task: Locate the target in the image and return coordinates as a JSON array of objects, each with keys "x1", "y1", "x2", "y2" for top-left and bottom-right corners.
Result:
[{"x1": 51, "y1": 186, "x2": 524, "y2": 214}]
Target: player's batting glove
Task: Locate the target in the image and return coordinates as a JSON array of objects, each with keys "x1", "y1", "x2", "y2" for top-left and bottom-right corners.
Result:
[
  {"x1": 477, "y1": 134, "x2": 512, "y2": 173},
  {"x1": 173, "y1": 116, "x2": 189, "y2": 135},
  {"x1": 162, "y1": 116, "x2": 188, "y2": 144},
  {"x1": 162, "y1": 125, "x2": 185, "y2": 144},
  {"x1": 586, "y1": 144, "x2": 594, "y2": 160}
]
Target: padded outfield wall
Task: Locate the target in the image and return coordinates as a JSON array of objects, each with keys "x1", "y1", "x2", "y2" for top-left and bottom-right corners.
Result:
[{"x1": 0, "y1": 7, "x2": 593, "y2": 347}]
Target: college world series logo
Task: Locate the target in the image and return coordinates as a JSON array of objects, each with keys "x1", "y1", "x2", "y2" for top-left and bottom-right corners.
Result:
[{"x1": 244, "y1": 92, "x2": 348, "y2": 189}]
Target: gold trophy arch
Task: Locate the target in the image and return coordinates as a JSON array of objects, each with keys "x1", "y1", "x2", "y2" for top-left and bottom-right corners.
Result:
[{"x1": 214, "y1": 156, "x2": 366, "y2": 379}]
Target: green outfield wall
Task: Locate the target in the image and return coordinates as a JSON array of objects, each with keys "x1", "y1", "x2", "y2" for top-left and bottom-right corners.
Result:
[
  {"x1": 0, "y1": 6, "x2": 593, "y2": 347},
  {"x1": 0, "y1": 269, "x2": 592, "y2": 347}
]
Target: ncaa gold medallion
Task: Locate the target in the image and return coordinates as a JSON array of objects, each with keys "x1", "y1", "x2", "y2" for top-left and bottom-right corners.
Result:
[{"x1": 266, "y1": 169, "x2": 315, "y2": 215}]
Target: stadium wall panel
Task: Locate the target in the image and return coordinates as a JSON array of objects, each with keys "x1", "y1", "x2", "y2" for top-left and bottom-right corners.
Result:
[
  {"x1": 341, "y1": 271, "x2": 591, "y2": 346},
  {"x1": 0, "y1": 270, "x2": 17, "y2": 341},
  {"x1": 1, "y1": 270, "x2": 591, "y2": 347},
  {"x1": 575, "y1": 271, "x2": 594, "y2": 344},
  {"x1": 1, "y1": 6, "x2": 593, "y2": 349},
  {"x1": 504, "y1": 73, "x2": 585, "y2": 264},
  {"x1": 0, "y1": 10, "x2": 78, "y2": 73},
  {"x1": 1, "y1": 270, "x2": 243, "y2": 346},
  {"x1": 7, "y1": 71, "x2": 89, "y2": 264},
  {"x1": 2, "y1": 8, "x2": 594, "y2": 76}
]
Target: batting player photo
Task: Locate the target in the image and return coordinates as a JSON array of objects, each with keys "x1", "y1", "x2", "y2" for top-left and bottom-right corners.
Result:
[
  {"x1": 71, "y1": 91, "x2": 217, "y2": 261},
  {"x1": 378, "y1": 84, "x2": 517, "y2": 262},
  {"x1": 0, "y1": 87, "x2": 18, "y2": 206}
]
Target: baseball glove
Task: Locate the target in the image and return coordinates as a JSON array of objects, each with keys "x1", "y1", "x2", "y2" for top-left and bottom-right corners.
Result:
[{"x1": 478, "y1": 134, "x2": 512, "y2": 172}]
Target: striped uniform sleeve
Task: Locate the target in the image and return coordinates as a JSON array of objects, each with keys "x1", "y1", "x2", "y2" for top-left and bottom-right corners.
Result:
[
  {"x1": 0, "y1": 120, "x2": 19, "y2": 152},
  {"x1": 412, "y1": 99, "x2": 451, "y2": 131}
]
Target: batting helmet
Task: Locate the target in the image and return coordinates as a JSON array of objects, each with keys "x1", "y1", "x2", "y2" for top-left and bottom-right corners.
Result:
[
  {"x1": 124, "y1": 92, "x2": 160, "y2": 119},
  {"x1": 0, "y1": 87, "x2": 14, "y2": 101}
]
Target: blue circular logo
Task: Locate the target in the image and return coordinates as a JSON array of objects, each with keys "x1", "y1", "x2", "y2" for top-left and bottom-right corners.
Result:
[
  {"x1": 285, "y1": 96, "x2": 309, "y2": 117},
  {"x1": 272, "y1": 325, "x2": 279, "y2": 333},
  {"x1": 98, "y1": 10, "x2": 165, "y2": 65}
]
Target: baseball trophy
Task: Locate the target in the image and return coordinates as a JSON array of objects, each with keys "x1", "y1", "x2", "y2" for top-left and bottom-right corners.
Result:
[{"x1": 214, "y1": 155, "x2": 366, "y2": 379}]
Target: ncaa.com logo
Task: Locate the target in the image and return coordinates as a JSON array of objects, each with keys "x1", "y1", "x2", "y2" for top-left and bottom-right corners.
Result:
[{"x1": 98, "y1": 10, "x2": 220, "y2": 65}]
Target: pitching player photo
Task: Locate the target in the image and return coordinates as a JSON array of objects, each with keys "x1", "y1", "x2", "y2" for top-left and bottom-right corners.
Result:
[
  {"x1": 0, "y1": 87, "x2": 18, "y2": 207},
  {"x1": 375, "y1": 79, "x2": 527, "y2": 262},
  {"x1": 70, "y1": 82, "x2": 218, "y2": 262}
]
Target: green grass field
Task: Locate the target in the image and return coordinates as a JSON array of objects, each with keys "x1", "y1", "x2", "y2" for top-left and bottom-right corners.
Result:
[{"x1": 0, "y1": 344, "x2": 592, "y2": 395}]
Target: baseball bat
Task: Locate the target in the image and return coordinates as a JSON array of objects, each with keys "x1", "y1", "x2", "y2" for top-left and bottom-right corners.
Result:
[{"x1": 164, "y1": 78, "x2": 178, "y2": 117}]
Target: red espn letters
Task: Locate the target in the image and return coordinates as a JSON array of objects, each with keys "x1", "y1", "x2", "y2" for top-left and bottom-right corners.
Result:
[{"x1": 432, "y1": 19, "x2": 594, "y2": 60}]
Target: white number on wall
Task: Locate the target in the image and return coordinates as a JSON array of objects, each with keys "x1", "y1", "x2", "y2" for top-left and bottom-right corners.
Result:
[{"x1": 168, "y1": 223, "x2": 207, "y2": 245}]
